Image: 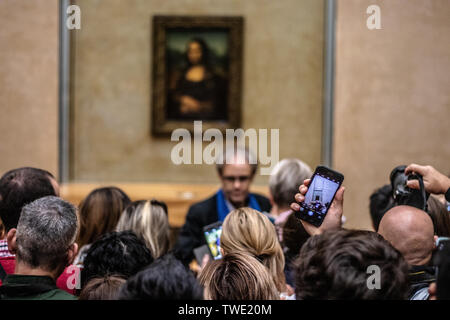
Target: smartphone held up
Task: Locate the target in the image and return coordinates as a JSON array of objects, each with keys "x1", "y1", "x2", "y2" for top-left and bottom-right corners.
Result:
[
  {"x1": 203, "y1": 221, "x2": 223, "y2": 260},
  {"x1": 294, "y1": 166, "x2": 344, "y2": 227}
]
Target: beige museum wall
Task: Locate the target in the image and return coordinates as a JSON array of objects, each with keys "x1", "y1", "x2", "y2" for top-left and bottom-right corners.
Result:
[
  {"x1": 0, "y1": 0, "x2": 59, "y2": 178},
  {"x1": 70, "y1": 0, "x2": 325, "y2": 185},
  {"x1": 333, "y1": 0, "x2": 450, "y2": 230}
]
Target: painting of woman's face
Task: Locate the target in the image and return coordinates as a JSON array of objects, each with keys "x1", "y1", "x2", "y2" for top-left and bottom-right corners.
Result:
[
  {"x1": 187, "y1": 41, "x2": 203, "y2": 65},
  {"x1": 152, "y1": 16, "x2": 243, "y2": 134},
  {"x1": 165, "y1": 31, "x2": 230, "y2": 121}
]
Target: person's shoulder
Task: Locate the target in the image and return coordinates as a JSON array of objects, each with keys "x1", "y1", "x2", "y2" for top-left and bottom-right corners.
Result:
[
  {"x1": 251, "y1": 193, "x2": 271, "y2": 210},
  {"x1": 5, "y1": 289, "x2": 77, "y2": 300},
  {"x1": 188, "y1": 193, "x2": 217, "y2": 213},
  {"x1": 43, "y1": 289, "x2": 77, "y2": 300}
]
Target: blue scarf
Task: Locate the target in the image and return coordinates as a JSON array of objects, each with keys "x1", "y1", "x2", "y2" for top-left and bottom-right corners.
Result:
[{"x1": 216, "y1": 189, "x2": 262, "y2": 222}]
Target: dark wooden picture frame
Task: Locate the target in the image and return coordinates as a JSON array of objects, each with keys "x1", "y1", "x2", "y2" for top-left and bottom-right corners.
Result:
[{"x1": 151, "y1": 16, "x2": 244, "y2": 135}]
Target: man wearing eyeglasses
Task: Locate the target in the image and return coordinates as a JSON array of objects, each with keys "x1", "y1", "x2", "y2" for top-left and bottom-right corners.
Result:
[{"x1": 174, "y1": 146, "x2": 271, "y2": 266}]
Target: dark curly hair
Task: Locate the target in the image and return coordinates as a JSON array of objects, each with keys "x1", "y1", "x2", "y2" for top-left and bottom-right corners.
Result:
[
  {"x1": 369, "y1": 184, "x2": 395, "y2": 231},
  {"x1": 294, "y1": 229, "x2": 410, "y2": 300},
  {"x1": 81, "y1": 231, "x2": 154, "y2": 288},
  {"x1": 118, "y1": 253, "x2": 203, "y2": 300}
]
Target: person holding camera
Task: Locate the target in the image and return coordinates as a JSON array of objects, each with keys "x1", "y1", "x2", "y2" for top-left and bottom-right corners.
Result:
[
  {"x1": 405, "y1": 164, "x2": 450, "y2": 300},
  {"x1": 291, "y1": 177, "x2": 436, "y2": 300},
  {"x1": 290, "y1": 163, "x2": 450, "y2": 233},
  {"x1": 405, "y1": 164, "x2": 450, "y2": 200},
  {"x1": 290, "y1": 163, "x2": 450, "y2": 300}
]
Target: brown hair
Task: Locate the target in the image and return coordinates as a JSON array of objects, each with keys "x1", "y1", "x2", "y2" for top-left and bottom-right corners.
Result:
[
  {"x1": 0, "y1": 218, "x2": 5, "y2": 239},
  {"x1": 294, "y1": 229, "x2": 410, "y2": 300},
  {"x1": 427, "y1": 195, "x2": 450, "y2": 237},
  {"x1": 77, "y1": 187, "x2": 131, "y2": 249},
  {"x1": 79, "y1": 275, "x2": 126, "y2": 300},
  {"x1": 199, "y1": 252, "x2": 279, "y2": 300},
  {"x1": 220, "y1": 207, "x2": 286, "y2": 292},
  {"x1": 282, "y1": 212, "x2": 310, "y2": 256}
]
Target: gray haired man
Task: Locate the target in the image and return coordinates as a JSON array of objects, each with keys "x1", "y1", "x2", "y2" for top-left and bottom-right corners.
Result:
[
  {"x1": 268, "y1": 158, "x2": 312, "y2": 241},
  {"x1": 0, "y1": 196, "x2": 78, "y2": 300},
  {"x1": 174, "y1": 146, "x2": 271, "y2": 265}
]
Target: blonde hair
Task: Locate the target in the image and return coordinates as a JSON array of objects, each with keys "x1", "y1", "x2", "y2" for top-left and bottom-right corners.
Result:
[
  {"x1": 116, "y1": 200, "x2": 170, "y2": 259},
  {"x1": 199, "y1": 252, "x2": 279, "y2": 300},
  {"x1": 220, "y1": 207, "x2": 286, "y2": 292}
]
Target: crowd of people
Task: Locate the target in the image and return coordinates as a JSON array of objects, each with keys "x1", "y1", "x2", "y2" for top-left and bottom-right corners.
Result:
[{"x1": 0, "y1": 148, "x2": 449, "y2": 300}]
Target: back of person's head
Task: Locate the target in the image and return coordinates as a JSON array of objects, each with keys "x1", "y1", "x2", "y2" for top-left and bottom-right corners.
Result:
[
  {"x1": 221, "y1": 207, "x2": 285, "y2": 292},
  {"x1": 378, "y1": 205, "x2": 436, "y2": 266},
  {"x1": 81, "y1": 231, "x2": 153, "y2": 288},
  {"x1": 0, "y1": 167, "x2": 57, "y2": 231},
  {"x1": 77, "y1": 187, "x2": 131, "y2": 249},
  {"x1": 116, "y1": 200, "x2": 170, "y2": 259},
  {"x1": 199, "y1": 252, "x2": 279, "y2": 300},
  {"x1": 427, "y1": 195, "x2": 450, "y2": 237},
  {"x1": 118, "y1": 254, "x2": 203, "y2": 300},
  {"x1": 282, "y1": 212, "x2": 310, "y2": 258},
  {"x1": 16, "y1": 196, "x2": 78, "y2": 274},
  {"x1": 369, "y1": 184, "x2": 395, "y2": 231},
  {"x1": 269, "y1": 158, "x2": 312, "y2": 209},
  {"x1": 294, "y1": 229, "x2": 409, "y2": 300},
  {"x1": 79, "y1": 275, "x2": 126, "y2": 300}
]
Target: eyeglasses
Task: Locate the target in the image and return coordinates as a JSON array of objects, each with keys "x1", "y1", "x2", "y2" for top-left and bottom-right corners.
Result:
[{"x1": 222, "y1": 176, "x2": 251, "y2": 183}]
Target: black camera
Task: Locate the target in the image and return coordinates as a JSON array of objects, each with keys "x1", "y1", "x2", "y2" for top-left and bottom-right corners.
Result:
[{"x1": 390, "y1": 165, "x2": 429, "y2": 211}]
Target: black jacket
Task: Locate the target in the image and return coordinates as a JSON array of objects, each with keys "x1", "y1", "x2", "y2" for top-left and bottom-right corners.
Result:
[
  {"x1": 0, "y1": 275, "x2": 76, "y2": 300},
  {"x1": 173, "y1": 192, "x2": 271, "y2": 265},
  {"x1": 408, "y1": 265, "x2": 436, "y2": 300}
]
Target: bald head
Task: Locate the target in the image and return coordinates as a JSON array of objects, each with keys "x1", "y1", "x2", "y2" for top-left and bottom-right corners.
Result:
[{"x1": 378, "y1": 205, "x2": 436, "y2": 266}]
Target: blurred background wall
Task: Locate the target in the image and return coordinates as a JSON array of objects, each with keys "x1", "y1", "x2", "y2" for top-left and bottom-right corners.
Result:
[
  {"x1": 333, "y1": 0, "x2": 450, "y2": 229},
  {"x1": 0, "y1": 0, "x2": 449, "y2": 230},
  {"x1": 0, "y1": 0, "x2": 59, "y2": 177},
  {"x1": 69, "y1": 0, "x2": 324, "y2": 185}
]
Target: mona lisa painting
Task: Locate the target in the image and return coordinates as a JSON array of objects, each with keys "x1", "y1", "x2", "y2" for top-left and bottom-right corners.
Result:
[{"x1": 152, "y1": 16, "x2": 243, "y2": 135}]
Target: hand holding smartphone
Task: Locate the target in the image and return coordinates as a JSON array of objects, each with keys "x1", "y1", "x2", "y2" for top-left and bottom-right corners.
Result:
[{"x1": 291, "y1": 166, "x2": 345, "y2": 234}]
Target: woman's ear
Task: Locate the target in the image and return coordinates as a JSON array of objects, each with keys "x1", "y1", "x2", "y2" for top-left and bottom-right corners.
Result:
[{"x1": 7, "y1": 228, "x2": 17, "y2": 254}]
